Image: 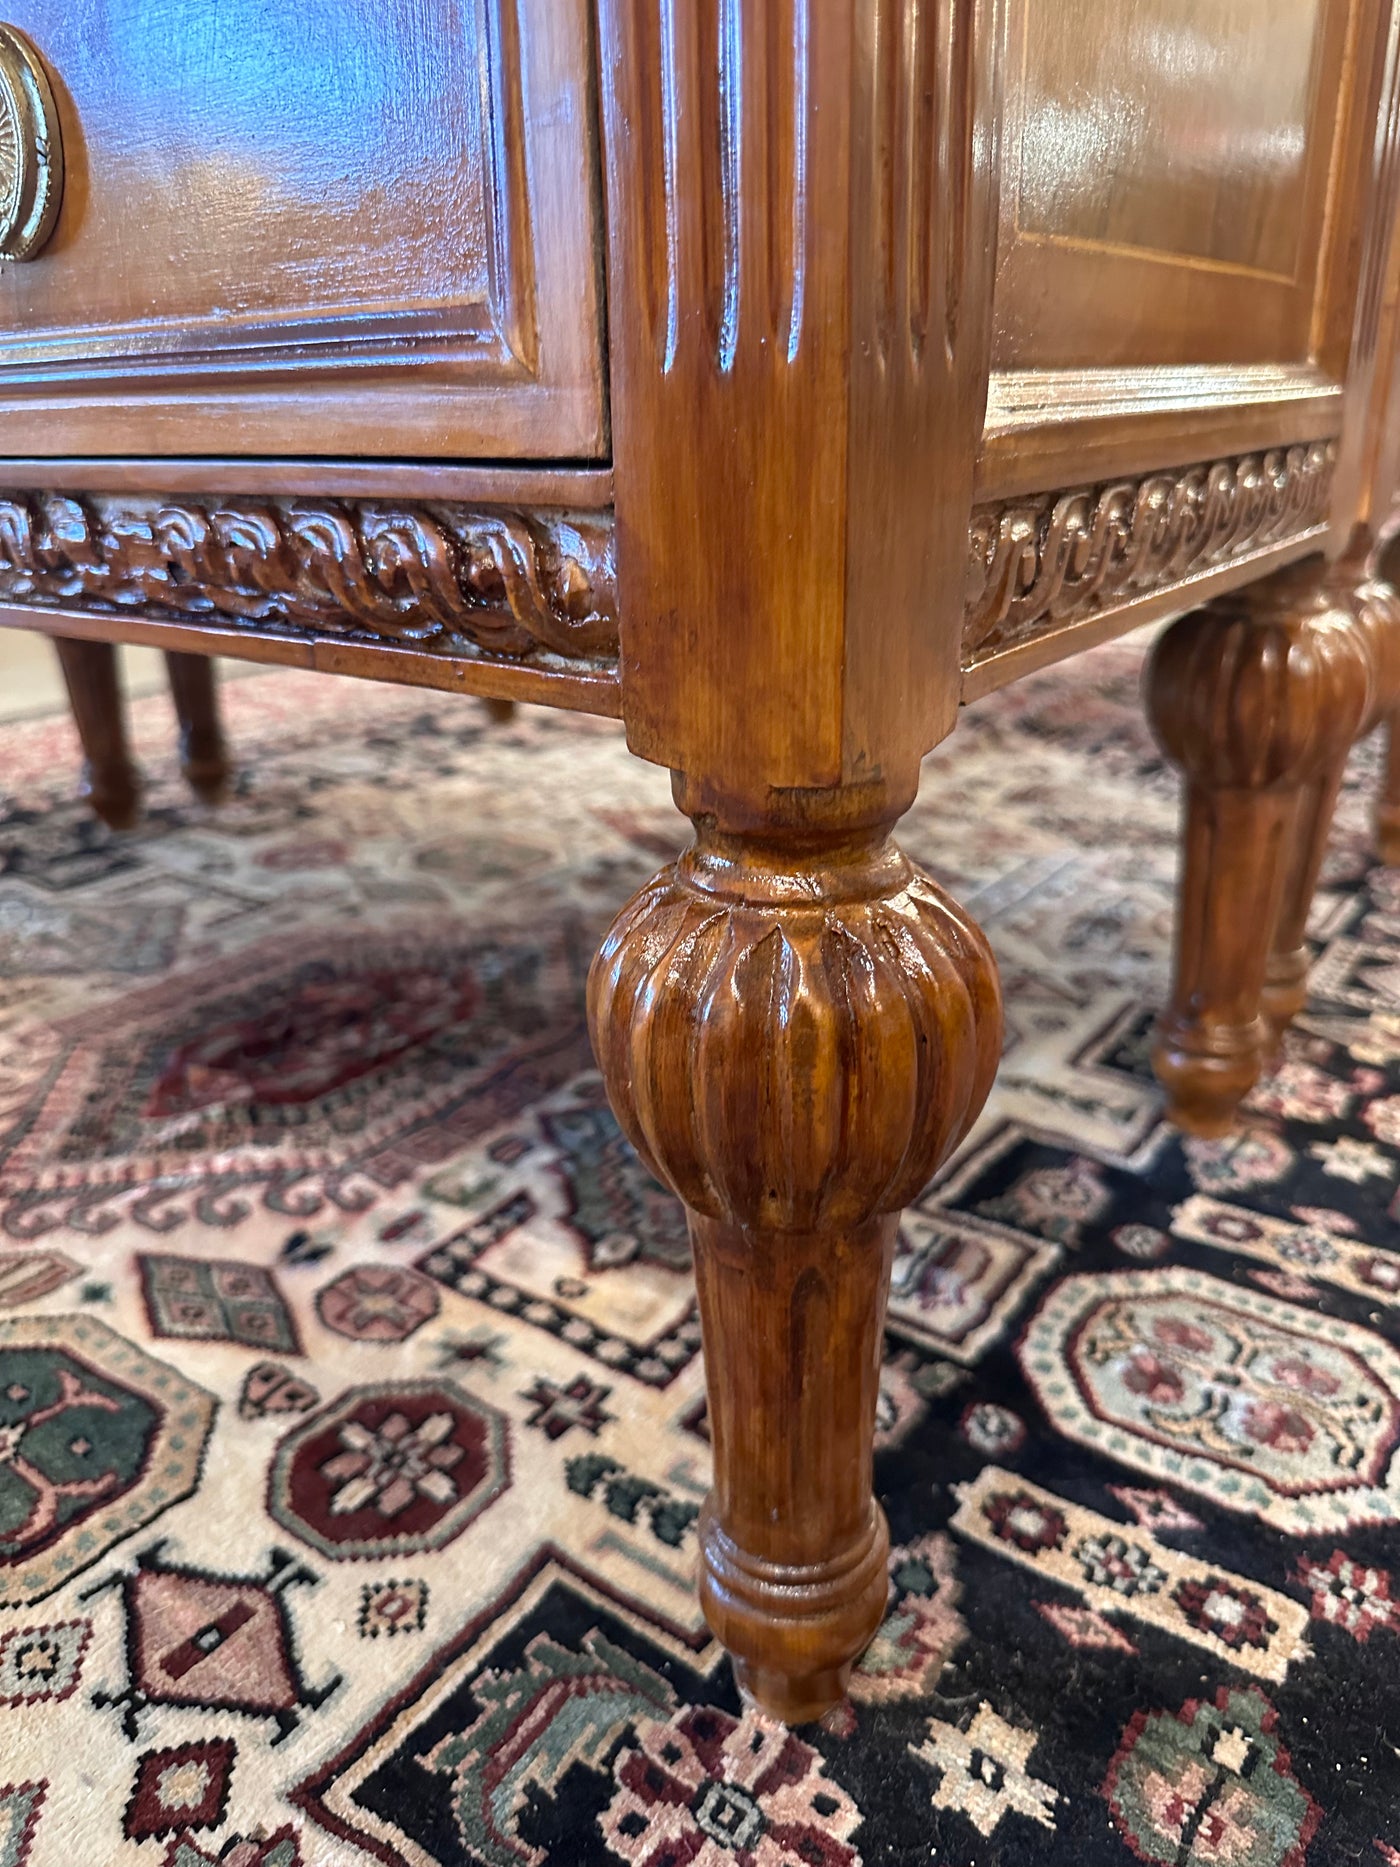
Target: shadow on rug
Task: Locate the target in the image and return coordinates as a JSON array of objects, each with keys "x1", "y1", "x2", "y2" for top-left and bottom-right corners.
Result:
[{"x1": 0, "y1": 637, "x2": 1397, "y2": 1865}]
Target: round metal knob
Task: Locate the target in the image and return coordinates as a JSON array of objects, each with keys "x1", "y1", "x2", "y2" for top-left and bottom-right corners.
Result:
[{"x1": 0, "y1": 23, "x2": 61, "y2": 260}]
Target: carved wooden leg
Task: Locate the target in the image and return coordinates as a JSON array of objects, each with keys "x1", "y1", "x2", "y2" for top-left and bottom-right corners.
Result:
[
  {"x1": 53, "y1": 637, "x2": 142, "y2": 830},
  {"x1": 481, "y1": 698, "x2": 517, "y2": 725},
  {"x1": 1264, "y1": 570, "x2": 1400, "y2": 1044},
  {"x1": 1262, "y1": 773, "x2": 1344, "y2": 1051},
  {"x1": 1380, "y1": 707, "x2": 1400, "y2": 864},
  {"x1": 1149, "y1": 564, "x2": 1373, "y2": 1136},
  {"x1": 589, "y1": 787, "x2": 1002, "y2": 1722},
  {"x1": 163, "y1": 651, "x2": 230, "y2": 803}
]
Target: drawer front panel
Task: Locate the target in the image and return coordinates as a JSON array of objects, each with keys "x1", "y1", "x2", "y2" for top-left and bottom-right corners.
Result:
[{"x1": 0, "y1": 0, "x2": 605, "y2": 458}]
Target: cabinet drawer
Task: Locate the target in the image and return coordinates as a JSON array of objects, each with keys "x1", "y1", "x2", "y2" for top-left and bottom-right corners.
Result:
[{"x1": 0, "y1": 0, "x2": 605, "y2": 459}]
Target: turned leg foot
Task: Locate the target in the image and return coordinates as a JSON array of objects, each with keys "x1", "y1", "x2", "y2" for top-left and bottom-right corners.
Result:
[
  {"x1": 54, "y1": 637, "x2": 142, "y2": 830},
  {"x1": 1149, "y1": 562, "x2": 1374, "y2": 1135},
  {"x1": 164, "y1": 652, "x2": 230, "y2": 803},
  {"x1": 590, "y1": 790, "x2": 1002, "y2": 1720},
  {"x1": 693, "y1": 1213, "x2": 895, "y2": 1721}
]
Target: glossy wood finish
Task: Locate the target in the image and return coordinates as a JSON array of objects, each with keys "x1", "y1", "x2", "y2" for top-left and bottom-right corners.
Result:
[
  {"x1": 589, "y1": 0, "x2": 1009, "y2": 1717},
  {"x1": 0, "y1": 460, "x2": 615, "y2": 506},
  {"x1": 8, "y1": 600, "x2": 625, "y2": 717},
  {"x1": 997, "y1": 0, "x2": 1345, "y2": 371},
  {"x1": 976, "y1": 0, "x2": 1398, "y2": 657},
  {"x1": 597, "y1": 0, "x2": 1004, "y2": 802},
  {"x1": 1148, "y1": 563, "x2": 1373, "y2": 1133},
  {"x1": 589, "y1": 802, "x2": 1001, "y2": 1719},
  {"x1": 1143, "y1": 0, "x2": 1400, "y2": 1133},
  {"x1": 53, "y1": 635, "x2": 140, "y2": 827},
  {"x1": 0, "y1": 493, "x2": 618, "y2": 663},
  {"x1": 1264, "y1": 557, "x2": 1400, "y2": 1037},
  {"x1": 0, "y1": 0, "x2": 605, "y2": 459},
  {"x1": 1018, "y1": 0, "x2": 1326, "y2": 276},
  {"x1": 0, "y1": 0, "x2": 1399, "y2": 1726},
  {"x1": 963, "y1": 439, "x2": 1337, "y2": 695}
]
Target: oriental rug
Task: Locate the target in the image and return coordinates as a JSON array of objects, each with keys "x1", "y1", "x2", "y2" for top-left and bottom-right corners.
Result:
[{"x1": 0, "y1": 634, "x2": 1397, "y2": 1865}]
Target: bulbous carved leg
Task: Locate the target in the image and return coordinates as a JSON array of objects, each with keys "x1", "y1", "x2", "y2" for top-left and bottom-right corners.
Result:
[
  {"x1": 588, "y1": 795, "x2": 1002, "y2": 1722},
  {"x1": 1149, "y1": 564, "x2": 1373, "y2": 1136},
  {"x1": 54, "y1": 637, "x2": 142, "y2": 830},
  {"x1": 163, "y1": 652, "x2": 230, "y2": 804},
  {"x1": 1263, "y1": 567, "x2": 1400, "y2": 1046}
]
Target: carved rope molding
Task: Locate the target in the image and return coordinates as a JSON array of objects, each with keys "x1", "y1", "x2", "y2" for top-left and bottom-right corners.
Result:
[
  {"x1": 0, "y1": 493, "x2": 619, "y2": 665},
  {"x1": 0, "y1": 449, "x2": 1340, "y2": 690},
  {"x1": 963, "y1": 440, "x2": 1338, "y2": 661}
]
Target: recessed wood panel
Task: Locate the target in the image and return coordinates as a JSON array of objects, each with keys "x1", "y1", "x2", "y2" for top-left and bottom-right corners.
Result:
[
  {"x1": 995, "y1": 0, "x2": 1347, "y2": 370},
  {"x1": 1017, "y1": 0, "x2": 1323, "y2": 278},
  {"x1": 0, "y1": 0, "x2": 605, "y2": 458}
]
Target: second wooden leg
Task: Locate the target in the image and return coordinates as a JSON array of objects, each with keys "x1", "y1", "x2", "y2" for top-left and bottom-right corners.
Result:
[
  {"x1": 1265, "y1": 569, "x2": 1400, "y2": 1042},
  {"x1": 1149, "y1": 566, "x2": 1372, "y2": 1136},
  {"x1": 1262, "y1": 769, "x2": 1346, "y2": 1050},
  {"x1": 54, "y1": 637, "x2": 142, "y2": 830},
  {"x1": 590, "y1": 787, "x2": 1002, "y2": 1721},
  {"x1": 164, "y1": 652, "x2": 230, "y2": 803}
]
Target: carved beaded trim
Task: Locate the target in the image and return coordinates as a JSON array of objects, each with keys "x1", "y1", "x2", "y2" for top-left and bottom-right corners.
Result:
[
  {"x1": 963, "y1": 441, "x2": 1337, "y2": 662},
  {"x1": 0, "y1": 493, "x2": 618, "y2": 666}
]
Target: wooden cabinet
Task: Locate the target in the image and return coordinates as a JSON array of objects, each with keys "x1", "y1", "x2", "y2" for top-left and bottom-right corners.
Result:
[
  {"x1": 4, "y1": 0, "x2": 1400, "y2": 1745},
  {"x1": 0, "y1": 0, "x2": 606, "y2": 458}
]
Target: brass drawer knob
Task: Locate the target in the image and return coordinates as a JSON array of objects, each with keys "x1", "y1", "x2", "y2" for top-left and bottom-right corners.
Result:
[{"x1": 0, "y1": 23, "x2": 61, "y2": 259}]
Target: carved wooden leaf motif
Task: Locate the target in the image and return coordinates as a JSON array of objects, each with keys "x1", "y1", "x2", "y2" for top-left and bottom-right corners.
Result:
[
  {"x1": 589, "y1": 840, "x2": 1002, "y2": 1233},
  {"x1": 0, "y1": 494, "x2": 618, "y2": 665},
  {"x1": 964, "y1": 441, "x2": 1337, "y2": 659}
]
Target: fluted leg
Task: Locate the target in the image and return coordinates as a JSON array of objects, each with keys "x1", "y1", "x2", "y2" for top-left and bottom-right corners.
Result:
[
  {"x1": 1262, "y1": 773, "x2": 1344, "y2": 1049},
  {"x1": 54, "y1": 637, "x2": 142, "y2": 830},
  {"x1": 1149, "y1": 563, "x2": 1373, "y2": 1136},
  {"x1": 589, "y1": 785, "x2": 1002, "y2": 1721},
  {"x1": 1264, "y1": 568, "x2": 1400, "y2": 1043},
  {"x1": 163, "y1": 652, "x2": 230, "y2": 803}
]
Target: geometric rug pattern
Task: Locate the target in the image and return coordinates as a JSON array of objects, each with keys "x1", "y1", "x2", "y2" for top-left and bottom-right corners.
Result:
[{"x1": 1, "y1": 634, "x2": 1399, "y2": 1862}]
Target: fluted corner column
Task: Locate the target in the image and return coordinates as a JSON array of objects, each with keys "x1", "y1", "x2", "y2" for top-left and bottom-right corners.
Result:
[
  {"x1": 1148, "y1": 562, "x2": 1373, "y2": 1136},
  {"x1": 588, "y1": 783, "x2": 1002, "y2": 1722}
]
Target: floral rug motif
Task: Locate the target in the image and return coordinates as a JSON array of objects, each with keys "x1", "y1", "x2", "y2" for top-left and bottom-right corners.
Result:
[{"x1": 1, "y1": 634, "x2": 1399, "y2": 1865}]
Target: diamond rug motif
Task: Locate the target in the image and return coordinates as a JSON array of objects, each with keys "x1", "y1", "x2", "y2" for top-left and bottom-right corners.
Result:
[{"x1": 1, "y1": 639, "x2": 1399, "y2": 1863}]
